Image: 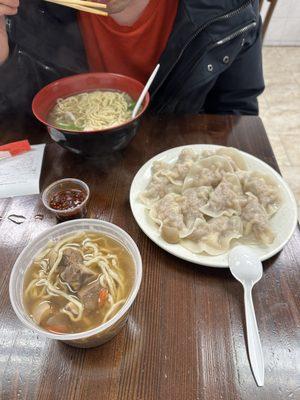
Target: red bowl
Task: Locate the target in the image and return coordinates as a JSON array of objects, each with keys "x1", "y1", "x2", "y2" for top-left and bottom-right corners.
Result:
[{"x1": 32, "y1": 72, "x2": 150, "y2": 157}]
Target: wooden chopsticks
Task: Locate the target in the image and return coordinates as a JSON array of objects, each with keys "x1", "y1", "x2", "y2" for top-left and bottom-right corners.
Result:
[{"x1": 44, "y1": 0, "x2": 108, "y2": 16}]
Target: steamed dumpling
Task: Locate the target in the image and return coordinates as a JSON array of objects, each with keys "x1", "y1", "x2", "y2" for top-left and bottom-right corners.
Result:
[
  {"x1": 141, "y1": 149, "x2": 245, "y2": 208},
  {"x1": 148, "y1": 190, "x2": 208, "y2": 243},
  {"x1": 241, "y1": 193, "x2": 275, "y2": 245},
  {"x1": 242, "y1": 171, "x2": 282, "y2": 216},
  {"x1": 159, "y1": 149, "x2": 198, "y2": 186},
  {"x1": 148, "y1": 193, "x2": 187, "y2": 243},
  {"x1": 200, "y1": 147, "x2": 247, "y2": 171},
  {"x1": 183, "y1": 155, "x2": 234, "y2": 190},
  {"x1": 182, "y1": 215, "x2": 243, "y2": 255},
  {"x1": 140, "y1": 159, "x2": 179, "y2": 207},
  {"x1": 160, "y1": 160, "x2": 193, "y2": 186},
  {"x1": 177, "y1": 148, "x2": 199, "y2": 163},
  {"x1": 151, "y1": 160, "x2": 171, "y2": 175},
  {"x1": 181, "y1": 186, "x2": 212, "y2": 228},
  {"x1": 215, "y1": 147, "x2": 248, "y2": 171},
  {"x1": 139, "y1": 174, "x2": 181, "y2": 207},
  {"x1": 200, "y1": 174, "x2": 246, "y2": 217}
]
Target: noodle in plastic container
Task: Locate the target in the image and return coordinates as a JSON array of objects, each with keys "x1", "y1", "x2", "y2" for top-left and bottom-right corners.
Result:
[{"x1": 9, "y1": 219, "x2": 142, "y2": 348}]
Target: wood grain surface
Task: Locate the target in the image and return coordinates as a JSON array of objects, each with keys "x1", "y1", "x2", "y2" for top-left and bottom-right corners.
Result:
[{"x1": 0, "y1": 114, "x2": 299, "y2": 400}]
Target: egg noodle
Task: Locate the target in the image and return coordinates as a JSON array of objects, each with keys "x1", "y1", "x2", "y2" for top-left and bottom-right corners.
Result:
[{"x1": 48, "y1": 90, "x2": 135, "y2": 131}]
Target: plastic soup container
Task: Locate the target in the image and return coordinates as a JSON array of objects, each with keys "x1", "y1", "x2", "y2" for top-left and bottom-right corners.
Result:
[{"x1": 9, "y1": 219, "x2": 142, "y2": 348}]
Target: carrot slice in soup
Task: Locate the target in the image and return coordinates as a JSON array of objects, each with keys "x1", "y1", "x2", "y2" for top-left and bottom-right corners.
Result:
[{"x1": 98, "y1": 288, "x2": 109, "y2": 306}]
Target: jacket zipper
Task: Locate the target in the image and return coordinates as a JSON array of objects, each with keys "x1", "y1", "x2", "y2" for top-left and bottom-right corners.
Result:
[
  {"x1": 213, "y1": 21, "x2": 257, "y2": 47},
  {"x1": 152, "y1": 0, "x2": 254, "y2": 97}
]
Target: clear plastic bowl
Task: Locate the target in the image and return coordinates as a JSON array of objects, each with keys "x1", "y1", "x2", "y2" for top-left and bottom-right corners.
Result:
[
  {"x1": 9, "y1": 219, "x2": 142, "y2": 348},
  {"x1": 42, "y1": 178, "x2": 90, "y2": 221}
]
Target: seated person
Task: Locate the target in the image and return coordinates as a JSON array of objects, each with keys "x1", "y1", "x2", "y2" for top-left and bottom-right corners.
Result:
[{"x1": 0, "y1": 0, "x2": 264, "y2": 115}]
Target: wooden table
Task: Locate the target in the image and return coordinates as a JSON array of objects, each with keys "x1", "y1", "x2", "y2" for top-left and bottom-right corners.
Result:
[{"x1": 0, "y1": 115, "x2": 299, "y2": 400}]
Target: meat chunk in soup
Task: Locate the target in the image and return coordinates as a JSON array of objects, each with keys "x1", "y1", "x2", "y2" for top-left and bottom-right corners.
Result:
[
  {"x1": 58, "y1": 248, "x2": 96, "y2": 291},
  {"x1": 62, "y1": 281, "x2": 107, "y2": 321},
  {"x1": 60, "y1": 248, "x2": 83, "y2": 266},
  {"x1": 78, "y1": 281, "x2": 108, "y2": 312}
]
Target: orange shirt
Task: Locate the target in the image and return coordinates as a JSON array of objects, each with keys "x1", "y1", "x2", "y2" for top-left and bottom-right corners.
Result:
[{"x1": 78, "y1": 0, "x2": 179, "y2": 84}]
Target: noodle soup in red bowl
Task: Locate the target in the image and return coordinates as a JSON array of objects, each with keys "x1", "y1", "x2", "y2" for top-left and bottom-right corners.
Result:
[{"x1": 32, "y1": 72, "x2": 150, "y2": 158}]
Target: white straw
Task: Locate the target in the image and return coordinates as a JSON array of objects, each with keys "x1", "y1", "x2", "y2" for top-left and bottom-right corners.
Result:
[{"x1": 132, "y1": 64, "x2": 160, "y2": 119}]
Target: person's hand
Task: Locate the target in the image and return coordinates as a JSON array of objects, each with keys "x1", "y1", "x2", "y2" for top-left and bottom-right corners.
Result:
[{"x1": 0, "y1": 0, "x2": 19, "y2": 65}]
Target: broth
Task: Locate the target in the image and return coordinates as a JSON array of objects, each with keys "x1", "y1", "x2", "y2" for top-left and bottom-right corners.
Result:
[{"x1": 23, "y1": 231, "x2": 135, "y2": 334}]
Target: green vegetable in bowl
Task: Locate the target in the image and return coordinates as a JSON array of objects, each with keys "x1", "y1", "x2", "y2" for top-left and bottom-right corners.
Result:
[
  {"x1": 128, "y1": 101, "x2": 136, "y2": 112},
  {"x1": 56, "y1": 122, "x2": 81, "y2": 131}
]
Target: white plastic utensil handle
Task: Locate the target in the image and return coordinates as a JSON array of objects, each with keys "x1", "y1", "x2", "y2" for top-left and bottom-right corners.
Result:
[
  {"x1": 132, "y1": 64, "x2": 160, "y2": 119},
  {"x1": 244, "y1": 285, "x2": 264, "y2": 387}
]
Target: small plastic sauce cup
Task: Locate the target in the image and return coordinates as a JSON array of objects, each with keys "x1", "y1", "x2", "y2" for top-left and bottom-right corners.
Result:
[{"x1": 42, "y1": 178, "x2": 90, "y2": 221}]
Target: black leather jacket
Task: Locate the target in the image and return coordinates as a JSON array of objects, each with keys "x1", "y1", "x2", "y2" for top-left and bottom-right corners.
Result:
[{"x1": 0, "y1": 0, "x2": 264, "y2": 115}]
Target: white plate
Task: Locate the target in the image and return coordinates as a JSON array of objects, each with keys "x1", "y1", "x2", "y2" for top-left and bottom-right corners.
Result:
[{"x1": 129, "y1": 145, "x2": 298, "y2": 268}]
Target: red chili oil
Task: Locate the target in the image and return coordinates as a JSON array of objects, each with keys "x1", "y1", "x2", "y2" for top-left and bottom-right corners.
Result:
[{"x1": 49, "y1": 189, "x2": 86, "y2": 211}]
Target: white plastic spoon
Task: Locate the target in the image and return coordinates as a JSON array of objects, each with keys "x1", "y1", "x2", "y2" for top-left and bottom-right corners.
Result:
[
  {"x1": 131, "y1": 64, "x2": 160, "y2": 119},
  {"x1": 228, "y1": 245, "x2": 264, "y2": 387}
]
